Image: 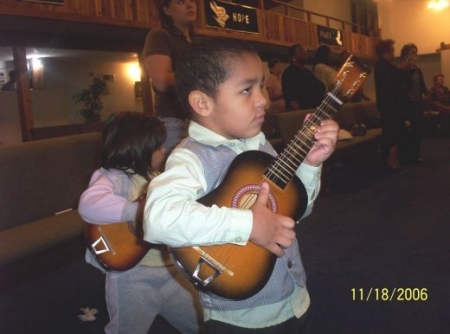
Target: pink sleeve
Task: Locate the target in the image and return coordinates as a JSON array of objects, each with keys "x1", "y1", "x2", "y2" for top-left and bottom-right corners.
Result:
[{"x1": 78, "y1": 170, "x2": 138, "y2": 224}]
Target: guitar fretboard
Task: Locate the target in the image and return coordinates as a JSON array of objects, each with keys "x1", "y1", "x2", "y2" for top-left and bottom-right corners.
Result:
[
  {"x1": 263, "y1": 54, "x2": 370, "y2": 190},
  {"x1": 264, "y1": 93, "x2": 343, "y2": 189}
]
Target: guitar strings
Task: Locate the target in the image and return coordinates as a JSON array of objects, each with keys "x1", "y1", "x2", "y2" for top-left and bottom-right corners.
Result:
[{"x1": 240, "y1": 58, "x2": 358, "y2": 207}]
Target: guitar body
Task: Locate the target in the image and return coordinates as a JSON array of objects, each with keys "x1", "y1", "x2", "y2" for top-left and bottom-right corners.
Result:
[
  {"x1": 84, "y1": 221, "x2": 151, "y2": 271},
  {"x1": 170, "y1": 150, "x2": 308, "y2": 300}
]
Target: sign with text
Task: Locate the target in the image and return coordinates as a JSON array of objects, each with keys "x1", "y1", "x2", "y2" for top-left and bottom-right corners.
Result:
[
  {"x1": 206, "y1": 0, "x2": 259, "y2": 34},
  {"x1": 318, "y1": 25, "x2": 343, "y2": 46}
]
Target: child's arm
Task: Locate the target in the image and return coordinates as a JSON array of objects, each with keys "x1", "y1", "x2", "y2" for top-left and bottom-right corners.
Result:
[
  {"x1": 294, "y1": 118, "x2": 339, "y2": 219},
  {"x1": 79, "y1": 170, "x2": 138, "y2": 224},
  {"x1": 144, "y1": 151, "x2": 254, "y2": 248}
]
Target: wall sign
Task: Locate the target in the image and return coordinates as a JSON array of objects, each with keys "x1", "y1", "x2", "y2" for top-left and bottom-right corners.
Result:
[
  {"x1": 206, "y1": 0, "x2": 259, "y2": 34},
  {"x1": 318, "y1": 25, "x2": 343, "y2": 46}
]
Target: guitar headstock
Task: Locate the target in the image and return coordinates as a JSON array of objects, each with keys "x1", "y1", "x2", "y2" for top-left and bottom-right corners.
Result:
[{"x1": 332, "y1": 55, "x2": 371, "y2": 102}]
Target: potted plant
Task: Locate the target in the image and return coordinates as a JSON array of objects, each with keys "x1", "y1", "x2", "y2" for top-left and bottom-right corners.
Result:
[{"x1": 73, "y1": 72, "x2": 111, "y2": 122}]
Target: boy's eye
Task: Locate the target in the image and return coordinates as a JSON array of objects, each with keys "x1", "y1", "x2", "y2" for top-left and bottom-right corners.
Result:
[{"x1": 242, "y1": 87, "x2": 251, "y2": 94}]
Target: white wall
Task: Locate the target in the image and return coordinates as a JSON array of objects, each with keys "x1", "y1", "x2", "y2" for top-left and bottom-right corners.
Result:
[
  {"x1": 0, "y1": 52, "x2": 143, "y2": 144},
  {"x1": 377, "y1": 0, "x2": 450, "y2": 55},
  {"x1": 303, "y1": 0, "x2": 352, "y2": 29},
  {"x1": 41, "y1": 55, "x2": 143, "y2": 124}
]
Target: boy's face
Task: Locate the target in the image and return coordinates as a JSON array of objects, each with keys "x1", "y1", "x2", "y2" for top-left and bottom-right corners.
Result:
[{"x1": 204, "y1": 53, "x2": 267, "y2": 140}]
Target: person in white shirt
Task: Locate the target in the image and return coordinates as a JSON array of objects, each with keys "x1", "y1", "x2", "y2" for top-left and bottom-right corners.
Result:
[
  {"x1": 312, "y1": 44, "x2": 337, "y2": 93},
  {"x1": 144, "y1": 37, "x2": 338, "y2": 334},
  {"x1": 266, "y1": 58, "x2": 286, "y2": 112}
]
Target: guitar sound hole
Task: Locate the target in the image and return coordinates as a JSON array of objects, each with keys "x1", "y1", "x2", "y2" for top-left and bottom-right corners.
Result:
[{"x1": 231, "y1": 184, "x2": 277, "y2": 212}]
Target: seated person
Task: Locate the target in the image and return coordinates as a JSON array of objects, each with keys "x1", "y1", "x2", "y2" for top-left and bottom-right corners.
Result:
[
  {"x1": 312, "y1": 45, "x2": 337, "y2": 93},
  {"x1": 1, "y1": 70, "x2": 17, "y2": 91},
  {"x1": 428, "y1": 73, "x2": 450, "y2": 135},
  {"x1": 282, "y1": 44, "x2": 325, "y2": 111},
  {"x1": 266, "y1": 58, "x2": 285, "y2": 112}
]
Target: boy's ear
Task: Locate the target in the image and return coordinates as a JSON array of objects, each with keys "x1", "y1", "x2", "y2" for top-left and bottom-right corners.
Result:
[{"x1": 188, "y1": 90, "x2": 212, "y2": 117}]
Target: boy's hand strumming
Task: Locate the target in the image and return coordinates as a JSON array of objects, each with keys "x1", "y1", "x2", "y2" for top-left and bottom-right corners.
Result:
[{"x1": 250, "y1": 182, "x2": 296, "y2": 257}]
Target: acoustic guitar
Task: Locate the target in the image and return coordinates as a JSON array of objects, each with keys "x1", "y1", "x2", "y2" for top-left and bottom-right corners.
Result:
[
  {"x1": 170, "y1": 55, "x2": 371, "y2": 300},
  {"x1": 84, "y1": 220, "x2": 151, "y2": 271}
]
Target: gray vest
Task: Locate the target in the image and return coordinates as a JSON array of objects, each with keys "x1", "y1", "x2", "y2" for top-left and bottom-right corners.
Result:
[{"x1": 179, "y1": 138, "x2": 306, "y2": 311}]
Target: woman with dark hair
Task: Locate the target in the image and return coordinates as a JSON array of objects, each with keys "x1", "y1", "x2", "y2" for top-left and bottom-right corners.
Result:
[
  {"x1": 143, "y1": 0, "x2": 198, "y2": 154},
  {"x1": 374, "y1": 39, "x2": 409, "y2": 171},
  {"x1": 79, "y1": 111, "x2": 202, "y2": 333}
]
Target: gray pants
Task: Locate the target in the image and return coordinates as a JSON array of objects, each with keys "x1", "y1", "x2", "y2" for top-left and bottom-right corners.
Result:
[{"x1": 105, "y1": 264, "x2": 202, "y2": 334}]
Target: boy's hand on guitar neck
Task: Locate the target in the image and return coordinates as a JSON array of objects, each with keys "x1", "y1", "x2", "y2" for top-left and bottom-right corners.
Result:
[
  {"x1": 250, "y1": 182, "x2": 296, "y2": 257},
  {"x1": 304, "y1": 119, "x2": 339, "y2": 167}
]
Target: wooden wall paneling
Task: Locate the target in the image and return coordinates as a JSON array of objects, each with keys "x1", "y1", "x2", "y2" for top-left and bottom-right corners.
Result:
[
  {"x1": 306, "y1": 22, "x2": 317, "y2": 49},
  {"x1": 130, "y1": 0, "x2": 139, "y2": 22},
  {"x1": 93, "y1": 0, "x2": 103, "y2": 17},
  {"x1": 343, "y1": 30, "x2": 353, "y2": 51},
  {"x1": 135, "y1": 0, "x2": 151, "y2": 23},
  {"x1": 109, "y1": 0, "x2": 116, "y2": 19},
  {"x1": 123, "y1": 0, "x2": 132, "y2": 21},
  {"x1": 264, "y1": 11, "x2": 282, "y2": 42}
]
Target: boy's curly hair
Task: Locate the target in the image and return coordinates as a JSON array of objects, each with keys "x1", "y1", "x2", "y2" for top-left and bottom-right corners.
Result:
[{"x1": 175, "y1": 37, "x2": 259, "y2": 118}]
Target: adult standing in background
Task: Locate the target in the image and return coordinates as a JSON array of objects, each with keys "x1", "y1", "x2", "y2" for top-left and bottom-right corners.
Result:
[
  {"x1": 398, "y1": 43, "x2": 427, "y2": 163},
  {"x1": 428, "y1": 73, "x2": 450, "y2": 135},
  {"x1": 374, "y1": 39, "x2": 409, "y2": 171},
  {"x1": 282, "y1": 44, "x2": 325, "y2": 111},
  {"x1": 143, "y1": 0, "x2": 197, "y2": 154},
  {"x1": 312, "y1": 45, "x2": 337, "y2": 93},
  {"x1": 266, "y1": 58, "x2": 286, "y2": 112}
]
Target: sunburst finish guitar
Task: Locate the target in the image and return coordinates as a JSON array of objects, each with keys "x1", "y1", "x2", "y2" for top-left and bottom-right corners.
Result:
[
  {"x1": 170, "y1": 55, "x2": 370, "y2": 300},
  {"x1": 84, "y1": 220, "x2": 151, "y2": 271}
]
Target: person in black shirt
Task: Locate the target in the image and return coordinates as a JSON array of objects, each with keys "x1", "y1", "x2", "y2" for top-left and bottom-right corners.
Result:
[
  {"x1": 374, "y1": 39, "x2": 409, "y2": 171},
  {"x1": 282, "y1": 44, "x2": 325, "y2": 111}
]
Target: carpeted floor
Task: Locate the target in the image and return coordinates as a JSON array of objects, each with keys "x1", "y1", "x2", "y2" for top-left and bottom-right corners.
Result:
[{"x1": 1, "y1": 137, "x2": 449, "y2": 334}]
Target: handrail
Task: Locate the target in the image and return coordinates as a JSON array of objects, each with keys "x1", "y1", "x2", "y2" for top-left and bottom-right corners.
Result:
[
  {"x1": 257, "y1": 0, "x2": 377, "y2": 37},
  {"x1": 0, "y1": 0, "x2": 377, "y2": 58}
]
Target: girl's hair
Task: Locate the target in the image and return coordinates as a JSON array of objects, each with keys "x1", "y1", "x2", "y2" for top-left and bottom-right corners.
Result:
[
  {"x1": 175, "y1": 37, "x2": 259, "y2": 117},
  {"x1": 101, "y1": 111, "x2": 167, "y2": 179}
]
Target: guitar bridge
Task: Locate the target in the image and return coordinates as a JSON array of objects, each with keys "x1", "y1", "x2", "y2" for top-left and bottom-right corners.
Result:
[
  {"x1": 90, "y1": 229, "x2": 115, "y2": 255},
  {"x1": 191, "y1": 255, "x2": 223, "y2": 287},
  {"x1": 173, "y1": 246, "x2": 234, "y2": 288}
]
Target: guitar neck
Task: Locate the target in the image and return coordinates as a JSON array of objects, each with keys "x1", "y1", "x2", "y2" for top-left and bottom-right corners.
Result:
[
  {"x1": 264, "y1": 54, "x2": 371, "y2": 190},
  {"x1": 264, "y1": 93, "x2": 343, "y2": 189}
]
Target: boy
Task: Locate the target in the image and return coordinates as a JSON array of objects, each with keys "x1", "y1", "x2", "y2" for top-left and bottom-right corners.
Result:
[{"x1": 144, "y1": 37, "x2": 338, "y2": 333}]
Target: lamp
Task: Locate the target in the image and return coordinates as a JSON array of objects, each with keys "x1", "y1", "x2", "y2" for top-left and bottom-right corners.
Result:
[{"x1": 428, "y1": 0, "x2": 449, "y2": 10}]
